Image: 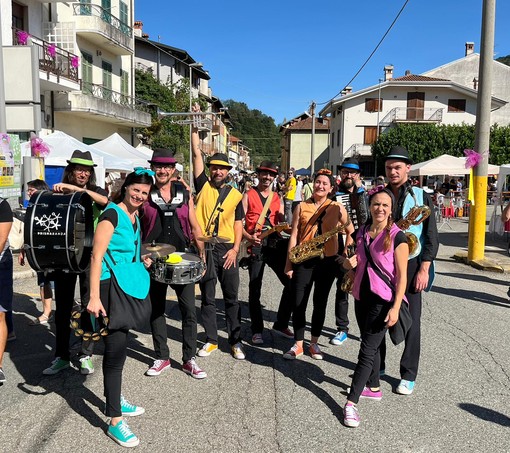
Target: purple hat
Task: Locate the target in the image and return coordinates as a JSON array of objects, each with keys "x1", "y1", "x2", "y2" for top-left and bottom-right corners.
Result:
[{"x1": 148, "y1": 148, "x2": 177, "y2": 165}]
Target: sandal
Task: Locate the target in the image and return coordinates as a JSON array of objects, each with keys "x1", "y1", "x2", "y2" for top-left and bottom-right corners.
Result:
[{"x1": 29, "y1": 314, "x2": 50, "y2": 326}]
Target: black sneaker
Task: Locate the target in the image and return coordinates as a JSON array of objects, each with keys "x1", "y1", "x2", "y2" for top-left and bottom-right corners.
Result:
[{"x1": 0, "y1": 368, "x2": 5, "y2": 383}]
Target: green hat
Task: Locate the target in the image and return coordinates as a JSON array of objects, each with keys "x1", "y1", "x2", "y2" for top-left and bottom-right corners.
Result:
[{"x1": 67, "y1": 150, "x2": 97, "y2": 167}]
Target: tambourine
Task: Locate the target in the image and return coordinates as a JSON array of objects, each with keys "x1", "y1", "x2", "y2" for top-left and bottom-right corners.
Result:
[{"x1": 70, "y1": 309, "x2": 109, "y2": 341}]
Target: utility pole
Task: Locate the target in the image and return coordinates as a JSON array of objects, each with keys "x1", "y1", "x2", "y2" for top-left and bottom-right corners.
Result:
[
  {"x1": 0, "y1": 22, "x2": 7, "y2": 132},
  {"x1": 310, "y1": 101, "x2": 316, "y2": 176},
  {"x1": 468, "y1": 0, "x2": 495, "y2": 262}
]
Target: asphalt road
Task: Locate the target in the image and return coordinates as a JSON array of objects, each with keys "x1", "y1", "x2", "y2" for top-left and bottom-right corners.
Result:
[{"x1": 1, "y1": 216, "x2": 510, "y2": 452}]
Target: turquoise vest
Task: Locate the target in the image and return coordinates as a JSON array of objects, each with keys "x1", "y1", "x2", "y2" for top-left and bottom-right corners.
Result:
[
  {"x1": 402, "y1": 187, "x2": 424, "y2": 260},
  {"x1": 100, "y1": 203, "x2": 141, "y2": 280}
]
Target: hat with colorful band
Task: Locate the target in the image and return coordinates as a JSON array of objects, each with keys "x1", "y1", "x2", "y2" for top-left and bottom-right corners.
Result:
[
  {"x1": 67, "y1": 150, "x2": 97, "y2": 167},
  {"x1": 256, "y1": 161, "x2": 278, "y2": 175},
  {"x1": 148, "y1": 148, "x2": 177, "y2": 165},
  {"x1": 206, "y1": 153, "x2": 232, "y2": 169},
  {"x1": 383, "y1": 146, "x2": 413, "y2": 164},
  {"x1": 339, "y1": 158, "x2": 360, "y2": 172}
]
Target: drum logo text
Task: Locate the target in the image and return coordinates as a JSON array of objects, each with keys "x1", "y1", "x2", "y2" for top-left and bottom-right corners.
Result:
[{"x1": 35, "y1": 212, "x2": 62, "y2": 232}]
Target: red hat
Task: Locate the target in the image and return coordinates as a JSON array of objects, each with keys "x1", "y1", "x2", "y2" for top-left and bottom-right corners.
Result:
[{"x1": 148, "y1": 148, "x2": 177, "y2": 165}]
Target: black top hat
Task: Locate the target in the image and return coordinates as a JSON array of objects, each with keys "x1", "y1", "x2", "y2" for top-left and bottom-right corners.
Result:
[
  {"x1": 339, "y1": 158, "x2": 361, "y2": 172},
  {"x1": 67, "y1": 150, "x2": 97, "y2": 167},
  {"x1": 206, "y1": 153, "x2": 232, "y2": 169},
  {"x1": 384, "y1": 146, "x2": 413, "y2": 164},
  {"x1": 256, "y1": 161, "x2": 278, "y2": 175},
  {"x1": 148, "y1": 148, "x2": 177, "y2": 165}
]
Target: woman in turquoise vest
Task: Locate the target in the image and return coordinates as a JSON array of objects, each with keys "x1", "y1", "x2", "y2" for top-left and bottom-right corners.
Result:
[{"x1": 87, "y1": 169, "x2": 153, "y2": 448}]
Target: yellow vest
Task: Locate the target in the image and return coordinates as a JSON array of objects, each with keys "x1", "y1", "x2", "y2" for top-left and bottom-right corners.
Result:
[{"x1": 196, "y1": 183, "x2": 243, "y2": 243}]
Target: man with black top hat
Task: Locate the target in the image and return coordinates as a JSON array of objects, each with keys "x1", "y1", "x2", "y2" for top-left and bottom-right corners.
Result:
[
  {"x1": 383, "y1": 146, "x2": 438, "y2": 395},
  {"x1": 242, "y1": 161, "x2": 294, "y2": 345},
  {"x1": 43, "y1": 150, "x2": 108, "y2": 376},
  {"x1": 191, "y1": 120, "x2": 246, "y2": 360},
  {"x1": 141, "y1": 148, "x2": 207, "y2": 379},
  {"x1": 331, "y1": 157, "x2": 368, "y2": 346}
]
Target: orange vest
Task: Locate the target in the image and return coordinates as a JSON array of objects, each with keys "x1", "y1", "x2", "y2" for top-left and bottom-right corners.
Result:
[
  {"x1": 298, "y1": 199, "x2": 341, "y2": 257},
  {"x1": 245, "y1": 188, "x2": 281, "y2": 233}
]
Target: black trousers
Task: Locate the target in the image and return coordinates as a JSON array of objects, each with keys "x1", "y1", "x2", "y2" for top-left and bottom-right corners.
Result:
[
  {"x1": 247, "y1": 240, "x2": 292, "y2": 334},
  {"x1": 199, "y1": 244, "x2": 241, "y2": 345},
  {"x1": 53, "y1": 269, "x2": 94, "y2": 361},
  {"x1": 99, "y1": 279, "x2": 128, "y2": 418},
  {"x1": 291, "y1": 256, "x2": 338, "y2": 341},
  {"x1": 149, "y1": 279, "x2": 197, "y2": 363},
  {"x1": 380, "y1": 257, "x2": 422, "y2": 380},
  {"x1": 348, "y1": 298, "x2": 390, "y2": 404}
]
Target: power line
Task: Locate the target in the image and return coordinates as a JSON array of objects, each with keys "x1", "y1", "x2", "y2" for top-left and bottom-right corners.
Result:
[{"x1": 317, "y1": 0, "x2": 411, "y2": 106}]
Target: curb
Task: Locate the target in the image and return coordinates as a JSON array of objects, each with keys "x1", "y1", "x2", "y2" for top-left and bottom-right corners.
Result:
[
  {"x1": 13, "y1": 269, "x2": 38, "y2": 281},
  {"x1": 452, "y1": 251, "x2": 507, "y2": 273}
]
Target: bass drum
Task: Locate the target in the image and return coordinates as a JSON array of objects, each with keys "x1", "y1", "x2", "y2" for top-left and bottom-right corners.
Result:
[{"x1": 24, "y1": 191, "x2": 94, "y2": 273}]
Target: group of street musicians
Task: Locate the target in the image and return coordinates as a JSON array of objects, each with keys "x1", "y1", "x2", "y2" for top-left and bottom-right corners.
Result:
[{"x1": 19, "y1": 106, "x2": 437, "y2": 440}]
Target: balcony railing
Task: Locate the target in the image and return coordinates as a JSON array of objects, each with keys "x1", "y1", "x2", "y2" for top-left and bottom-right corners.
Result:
[
  {"x1": 72, "y1": 3, "x2": 132, "y2": 36},
  {"x1": 380, "y1": 107, "x2": 444, "y2": 125},
  {"x1": 344, "y1": 144, "x2": 372, "y2": 158},
  {"x1": 81, "y1": 81, "x2": 150, "y2": 112},
  {"x1": 12, "y1": 28, "x2": 79, "y2": 83}
]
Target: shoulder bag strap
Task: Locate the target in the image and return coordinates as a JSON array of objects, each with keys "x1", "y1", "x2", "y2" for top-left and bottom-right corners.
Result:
[
  {"x1": 302, "y1": 199, "x2": 333, "y2": 239},
  {"x1": 255, "y1": 189, "x2": 274, "y2": 231},
  {"x1": 204, "y1": 184, "x2": 233, "y2": 236}
]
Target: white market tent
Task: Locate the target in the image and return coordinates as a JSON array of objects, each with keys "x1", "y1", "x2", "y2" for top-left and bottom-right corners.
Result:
[
  {"x1": 22, "y1": 131, "x2": 133, "y2": 171},
  {"x1": 409, "y1": 154, "x2": 500, "y2": 176},
  {"x1": 94, "y1": 133, "x2": 151, "y2": 168}
]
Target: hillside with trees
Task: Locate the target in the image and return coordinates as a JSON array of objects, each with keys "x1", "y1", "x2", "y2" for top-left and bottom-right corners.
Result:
[
  {"x1": 496, "y1": 54, "x2": 510, "y2": 66},
  {"x1": 223, "y1": 100, "x2": 281, "y2": 167}
]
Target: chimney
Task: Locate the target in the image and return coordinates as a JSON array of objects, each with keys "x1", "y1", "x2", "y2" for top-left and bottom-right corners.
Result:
[
  {"x1": 384, "y1": 65, "x2": 394, "y2": 81},
  {"x1": 465, "y1": 42, "x2": 475, "y2": 56},
  {"x1": 134, "y1": 20, "x2": 143, "y2": 37},
  {"x1": 405, "y1": 69, "x2": 411, "y2": 76},
  {"x1": 344, "y1": 86, "x2": 352, "y2": 94}
]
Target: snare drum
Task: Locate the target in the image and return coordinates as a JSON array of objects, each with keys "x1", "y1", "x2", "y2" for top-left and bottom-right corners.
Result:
[
  {"x1": 24, "y1": 191, "x2": 94, "y2": 273},
  {"x1": 150, "y1": 252, "x2": 205, "y2": 285}
]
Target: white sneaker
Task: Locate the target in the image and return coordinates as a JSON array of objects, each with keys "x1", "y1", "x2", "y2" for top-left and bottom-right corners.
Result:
[{"x1": 231, "y1": 342, "x2": 245, "y2": 360}]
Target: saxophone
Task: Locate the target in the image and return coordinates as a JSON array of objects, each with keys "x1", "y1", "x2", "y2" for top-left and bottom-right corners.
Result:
[
  {"x1": 340, "y1": 243, "x2": 356, "y2": 293},
  {"x1": 397, "y1": 205, "x2": 431, "y2": 256},
  {"x1": 289, "y1": 225, "x2": 345, "y2": 264}
]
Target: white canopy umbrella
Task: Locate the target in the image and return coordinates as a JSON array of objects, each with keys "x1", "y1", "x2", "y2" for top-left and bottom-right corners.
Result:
[
  {"x1": 22, "y1": 131, "x2": 134, "y2": 171},
  {"x1": 409, "y1": 154, "x2": 499, "y2": 176},
  {"x1": 94, "y1": 133, "x2": 151, "y2": 168}
]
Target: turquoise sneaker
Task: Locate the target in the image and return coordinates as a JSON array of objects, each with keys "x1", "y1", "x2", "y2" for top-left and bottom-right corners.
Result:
[
  {"x1": 121, "y1": 395, "x2": 145, "y2": 417},
  {"x1": 43, "y1": 357, "x2": 70, "y2": 375},
  {"x1": 79, "y1": 356, "x2": 94, "y2": 375},
  {"x1": 396, "y1": 379, "x2": 415, "y2": 395},
  {"x1": 330, "y1": 331, "x2": 348, "y2": 345},
  {"x1": 107, "y1": 420, "x2": 139, "y2": 448}
]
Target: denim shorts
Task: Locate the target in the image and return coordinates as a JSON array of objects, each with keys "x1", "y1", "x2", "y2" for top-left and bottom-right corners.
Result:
[{"x1": 0, "y1": 251, "x2": 13, "y2": 312}]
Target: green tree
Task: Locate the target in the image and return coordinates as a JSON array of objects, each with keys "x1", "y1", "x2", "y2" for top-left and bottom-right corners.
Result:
[
  {"x1": 372, "y1": 123, "x2": 510, "y2": 169},
  {"x1": 223, "y1": 100, "x2": 281, "y2": 167}
]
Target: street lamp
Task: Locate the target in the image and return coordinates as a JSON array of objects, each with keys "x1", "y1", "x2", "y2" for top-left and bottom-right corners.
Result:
[{"x1": 188, "y1": 62, "x2": 203, "y2": 185}]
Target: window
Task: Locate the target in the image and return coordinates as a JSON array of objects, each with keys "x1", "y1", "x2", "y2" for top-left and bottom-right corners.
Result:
[
  {"x1": 102, "y1": 60, "x2": 113, "y2": 101},
  {"x1": 119, "y1": 2, "x2": 130, "y2": 35},
  {"x1": 331, "y1": 132, "x2": 335, "y2": 148},
  {"x1": 79, "y1": 0, "x2": 91, "y2": 16},
  {"x1": 365, "y1": 98, "x2": 382, "y2": 112},
  {"x1": 120, "y1": 70, "x2": 129, "y2": 104},
  {"x1": 101, "y1": 0, "x2": 112, "y2": 24},
  {"x1": 364, "y1": 127, "x2": 378, "y2": 145},
  {"x1": 337, "y1": 129, "x2": 340, "y2": 147},
  {"x1": 81, "y1": 52, "x2": 93, "y2": 94},
  {"x1": 448, "y1": 99, "x2": 466, "y2": 112}
]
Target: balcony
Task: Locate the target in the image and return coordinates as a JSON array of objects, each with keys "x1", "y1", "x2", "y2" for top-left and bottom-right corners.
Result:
[
  {"x1": 54, "y1": 82, "x2": 151, "y2": 128},
  {"x1": 344, "y1": 144, "x2": 373, "y2": 158},
  {"x1": 12, "y1": 28, "x2": 80, "y2": 92},
  {"x1": 380, "y1": 107, "x2": 444, "y2": 126},
  {"x1": 72, "y1": 3, "x2": 133, "y2": 55}
]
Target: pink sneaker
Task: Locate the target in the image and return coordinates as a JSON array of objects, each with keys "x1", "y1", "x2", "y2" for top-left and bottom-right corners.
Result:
[
  {"x1": 182, "y1": 358, "x2": 207, "y2": 379},
  {"x1": 145, "y1": 359, "x2": 171, "y2": 376},
  {"x1": 347, "y1": 386, "x2": 382, "y2": 401},
  {"x1": 343, "y1": 403, "x2": 360, "y2": 428}
]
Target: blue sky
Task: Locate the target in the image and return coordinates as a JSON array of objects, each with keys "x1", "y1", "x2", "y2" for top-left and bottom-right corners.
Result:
[{"x1": 135, "y1": 0, "x2": 510, "y2": 125}]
